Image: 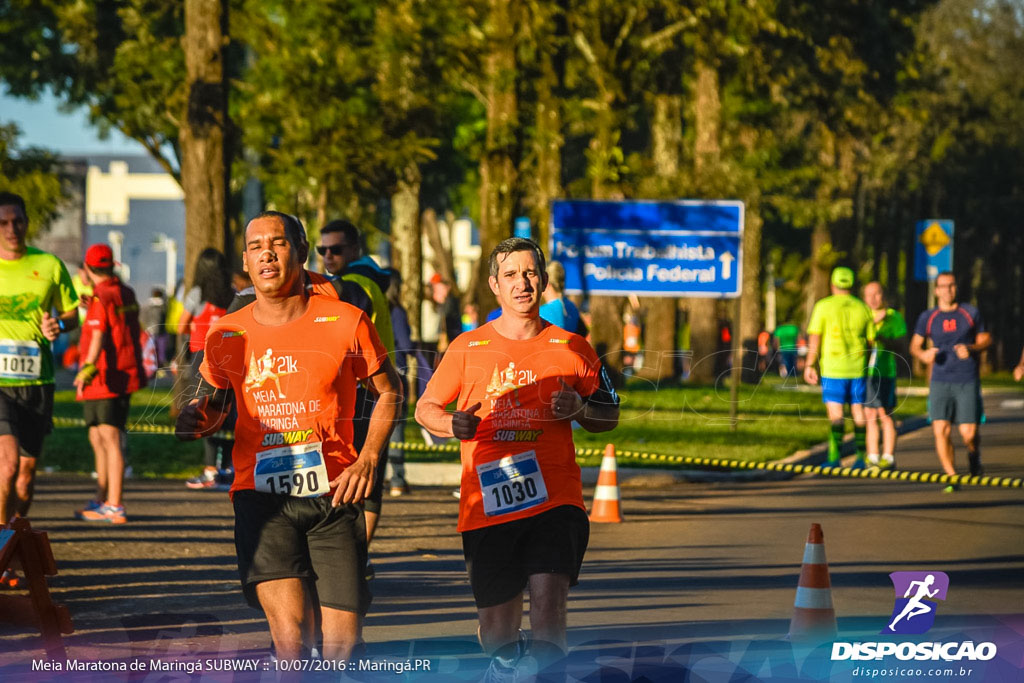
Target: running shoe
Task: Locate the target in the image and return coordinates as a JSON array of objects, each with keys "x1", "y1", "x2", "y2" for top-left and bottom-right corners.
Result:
[
  {"x1": 866, "y1": 454, "x2": 880, "y2": 466},
  {"x1": 0, "y1": 568, "x2": 20, "y2": 589},
  {"x1": 481, "y1": 632, "x2": 531, "y2": 683},
  {"x1": 968, "y1": 453, "x2": 983, "y2": 477},
  {"x1": 74, "y1": 499, "x2": 103, "y2": 520},
  {"x1": 820, "y1": 459, "x2": 840, "y2": 470},
  {"x1": 878, "y1": 455, "x2": 895, "y2": 470},
  {"x1": 850, "y1": 460, "x2": 867, "y2": 471},
  {"x1": 212, "y1": 468, "x2": 234, "y2": 492},
  {"x1": 389, "y1": 480, "x2": 410, "y2": 497},
  {"x1": 482, "y1": 658, "x2": 519, "y2": 683},
  {"x1": 185, "y1": 468, "x2": 219, "y2": 490},
  {"x1": 942, "y1": 484, "x2": 960, "y2": 494},
  {"x1": 78, "y1": 503, "x2": 127, "y2": 524}
]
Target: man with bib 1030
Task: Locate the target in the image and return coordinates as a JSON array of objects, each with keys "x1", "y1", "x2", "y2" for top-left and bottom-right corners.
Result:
[
  {"x1": 416, "y1": 237, "x2": 619, "y2": 683},
  {"x1": 175, "y1": 211, "x2": 402, "y2": 661}
]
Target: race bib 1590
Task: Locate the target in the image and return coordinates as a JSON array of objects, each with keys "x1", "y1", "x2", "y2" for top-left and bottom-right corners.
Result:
[{"x1": 254, "y1": 441, "x2": 330, "y2": 497}]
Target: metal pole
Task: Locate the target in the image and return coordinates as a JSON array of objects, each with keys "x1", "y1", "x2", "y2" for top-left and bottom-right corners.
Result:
[{"x1": 729, "y1": 295, "x2": 743, "y2": 431}]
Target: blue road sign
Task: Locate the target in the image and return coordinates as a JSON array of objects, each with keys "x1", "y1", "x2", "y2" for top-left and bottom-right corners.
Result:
[
  {"x1": 550, "y1": 200, "x2": 744, "y2": 297},
  {"x1": 914, "y1": 219, "x2": 954, "y2": 282},
  {"x1": 514, "y1": 216, "x2": 532, "y2": 239}
]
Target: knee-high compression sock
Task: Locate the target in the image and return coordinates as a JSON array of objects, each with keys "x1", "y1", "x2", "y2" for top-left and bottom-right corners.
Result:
[
  {"x1": 854, "y1": 423, "x2": 867, "y2": 461},
  {"x1": 828, "y1": 420, "x2": 845, "y2": 463},
  {"x1": 968, "y1": 434, "x2": 983, "y2": 475}
]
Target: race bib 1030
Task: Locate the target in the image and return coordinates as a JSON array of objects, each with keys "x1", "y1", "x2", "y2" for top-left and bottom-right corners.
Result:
[{"x1": 477, "y1": 450, "x2": 549, "y2": 517}]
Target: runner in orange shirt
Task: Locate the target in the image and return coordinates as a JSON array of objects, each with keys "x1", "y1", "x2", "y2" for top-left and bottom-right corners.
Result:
[
  {"x1": 416, "y1": 237, "x2": 619, "y2": 681},
  {"x1": 175, "y1": 211, "x2": 402, "y2": 661}
]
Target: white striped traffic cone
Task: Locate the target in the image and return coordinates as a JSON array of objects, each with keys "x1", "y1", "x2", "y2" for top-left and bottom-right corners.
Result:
[
  {"x1": 788, "y1": 523, "x2": 837, "y2": 641},
  {"x1": 589, "y1": 444, "x2": 622, "y2": 523}
]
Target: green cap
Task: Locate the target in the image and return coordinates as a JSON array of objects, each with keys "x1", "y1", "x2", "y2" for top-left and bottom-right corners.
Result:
[{"x1": 831, "y1": 267, "x2": 855, "y2": 289}]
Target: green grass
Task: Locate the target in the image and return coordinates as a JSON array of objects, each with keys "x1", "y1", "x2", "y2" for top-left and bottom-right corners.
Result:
[
  {"x1": 41, "y1": 377, "x2": 932, "y2": 476},
  {"x1": 45, "y1": 386, "x2": 204, "y2": 478},
  {"x1": 571, "y1": 375, "x2": 928, "y2": 466}
]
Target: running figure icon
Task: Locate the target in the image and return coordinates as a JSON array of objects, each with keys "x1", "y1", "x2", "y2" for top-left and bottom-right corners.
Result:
[{"x1": 888, "y1": 574, "x2": 939, "y2": 631}]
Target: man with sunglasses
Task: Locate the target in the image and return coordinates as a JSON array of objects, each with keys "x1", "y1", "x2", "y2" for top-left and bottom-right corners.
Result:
[{"x1": 318, "y1": 220, "x2": 395, "y2": 575}]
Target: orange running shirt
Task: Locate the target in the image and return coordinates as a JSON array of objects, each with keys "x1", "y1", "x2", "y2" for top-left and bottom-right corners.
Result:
[
  {"x1": 421, "y1": 321, "x2": 604, "y2": 532},
  {"x1": 307, "y1": 270, "x2": 341, "y2": 298},
  {"x1": 200, "y1": 296, "x2": 386, "y2": 498}
]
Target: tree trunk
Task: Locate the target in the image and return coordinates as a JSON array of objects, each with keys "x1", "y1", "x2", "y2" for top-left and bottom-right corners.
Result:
[
  {"x1": 652, "y1": 94, "x2": 681, "y2": 178},
  {"x1": 687, "y1": 299, "x2": 719, "y2": 383},
  {"x1": 636, "y1": 94, "x2": 683, "y2": 384},
  {"x1": 474, "y1": 0, "x2": 518, "y2": 313},
  {"x1": 586, "y1": 101, "x2": 624, "y2": 381},
  {"x1": 740, "y1": 203, "x2": 762, "y2": 347},
  {"x1": 181, "y1": 0, "x2": 228, "y2": 288},
  {"x1": 694, "y1": 61, "x2": 721, "y2": 173},
  {"x1": 314, "y1": 181, "x2": 328, "y2": 235},
  {"x1": 686, "y1": 60, "x2": 721, "y2": 384},
  {"x1": 390, "y1": 163, "x2": 422, "y2": 342},
  {"x1": 532, "y1": 68, "x2": 562, "y2": 252},
  {"x1": 804, "y1": 221, "x2": 832, "y2": 324},
  {"x1": 422, "y1": 208, "x2": 457, "y2": 296}
]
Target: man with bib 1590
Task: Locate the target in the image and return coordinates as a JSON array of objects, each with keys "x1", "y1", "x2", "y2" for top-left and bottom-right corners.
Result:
[
  {"x1": 416, "y1": 237, "x2": 619, "y2": 682},
  {"x1": 175, "y1": 211, "x2": 402, "y2": 660}
]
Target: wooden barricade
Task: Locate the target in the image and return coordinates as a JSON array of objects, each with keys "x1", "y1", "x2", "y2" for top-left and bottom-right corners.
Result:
[{"x1": 0, "y1": 518, "x2": 73, "y2": 658}]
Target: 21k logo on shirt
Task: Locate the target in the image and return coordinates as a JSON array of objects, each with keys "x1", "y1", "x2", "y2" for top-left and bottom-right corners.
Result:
[{"x1": 244, "y1": 348, "x2": 298, "y2": 398}]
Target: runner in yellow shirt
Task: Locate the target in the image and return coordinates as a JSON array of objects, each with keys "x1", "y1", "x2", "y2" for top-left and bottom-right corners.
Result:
[
  {"x1": 0, "y1": 192, "x2": 80, "y2": 533},
  {"x1": 804, "y1": 267, "x2": 876, "y2": 468}
]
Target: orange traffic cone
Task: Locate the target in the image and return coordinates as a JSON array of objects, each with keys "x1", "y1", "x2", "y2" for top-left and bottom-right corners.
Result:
[
  {"x1": 590, "y1": 444, "x2": 623, "y2": 523},
  {"x1": 788, "y1": 523, "x2": 838, "y2": 641}
]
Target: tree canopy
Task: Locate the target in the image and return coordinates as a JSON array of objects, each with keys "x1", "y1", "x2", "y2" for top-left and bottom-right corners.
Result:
[{"x1": 3, "y1": 0, "x2": 1023, "y2": 368}]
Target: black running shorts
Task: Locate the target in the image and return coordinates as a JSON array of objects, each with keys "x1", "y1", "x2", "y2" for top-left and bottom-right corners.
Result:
[
  {"x1": 462, "y1": 504, "x2": 590, "y2": 609},
  {"x1": 232, "y1": 490, "x2": 370, "y2": 614},
  {"x1": 864, "y1": 375, "x2": 896, "y2": 411},
  {"x1": 82, "y1": 394, "x2": 131, "y2": 430},
  {"x1": 0, "y1": 384, "x2": 55, "y2": 458}
]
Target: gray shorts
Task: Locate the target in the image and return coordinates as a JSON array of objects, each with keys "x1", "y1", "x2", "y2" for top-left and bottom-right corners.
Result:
[{"x1": 929, "y1": 381, "x2": 982, "y2": 425}]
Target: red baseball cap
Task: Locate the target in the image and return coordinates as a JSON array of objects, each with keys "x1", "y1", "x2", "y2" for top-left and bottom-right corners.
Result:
[
  {"x1": 429, "y1": 273, "x2": 444, "y2": 285},
  {"x1": 85, "y1": 244, "x2": 114, "y2": 268}
]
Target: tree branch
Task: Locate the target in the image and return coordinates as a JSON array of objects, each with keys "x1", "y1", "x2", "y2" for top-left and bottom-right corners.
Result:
[
  {"x1": 640, "y1": 18, "x2": 697, "y2": 54},
  {"x1": 136, "y1": 135, "x2": 181, "y2": 185}
]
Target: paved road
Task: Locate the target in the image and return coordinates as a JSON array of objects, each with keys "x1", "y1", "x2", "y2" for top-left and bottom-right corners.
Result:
[{"x1": 1, "y1": 393, "x2": 1022, "y2": 680}]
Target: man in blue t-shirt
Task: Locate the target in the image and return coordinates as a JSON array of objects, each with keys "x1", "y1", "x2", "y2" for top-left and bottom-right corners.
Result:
[{"x1": 910, "y1": 271, "x2": 991, "y2": 491}]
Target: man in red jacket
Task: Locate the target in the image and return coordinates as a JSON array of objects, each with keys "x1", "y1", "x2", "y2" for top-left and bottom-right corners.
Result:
[{"x1": 73, "y1": 244, "x2": 147, "y2": 524}]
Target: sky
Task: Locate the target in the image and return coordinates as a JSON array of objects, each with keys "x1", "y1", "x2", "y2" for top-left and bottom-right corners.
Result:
[{"x1": 2, "y1": 90, "x2": 148, "y2": 156}]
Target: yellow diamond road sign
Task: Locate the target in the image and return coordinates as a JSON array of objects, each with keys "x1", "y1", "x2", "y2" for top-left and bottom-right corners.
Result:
[{"x1": 919, "y1": 222, "x2": 951, "y2": 256}]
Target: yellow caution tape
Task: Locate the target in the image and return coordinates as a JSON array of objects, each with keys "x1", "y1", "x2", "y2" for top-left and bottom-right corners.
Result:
[{"x1": 51, "y1": 420, "x2": 1022, "y2": 489}]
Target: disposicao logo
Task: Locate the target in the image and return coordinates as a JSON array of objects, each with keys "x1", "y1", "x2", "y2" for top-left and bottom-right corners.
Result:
[
  {"x1": 831, "y1": 571, "x2": 998, "y2": 663},
  {"x1": 883, "y1": 571, "x2": 949, "y2": 635}
]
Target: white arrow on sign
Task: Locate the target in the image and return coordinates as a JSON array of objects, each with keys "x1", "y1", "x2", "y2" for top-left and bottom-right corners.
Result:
[{"x1": 719, "y1": 251, "x2": 735, "y2": 280}]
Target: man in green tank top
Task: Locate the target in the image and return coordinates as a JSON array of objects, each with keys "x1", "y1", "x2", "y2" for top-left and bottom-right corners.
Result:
[{"x1": 862, "y1": 282, "x2": 907, "y2": 469}]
